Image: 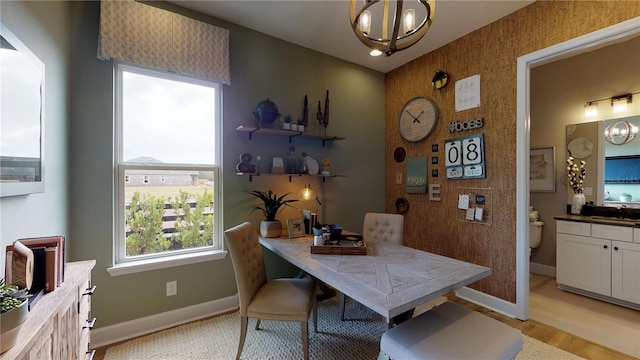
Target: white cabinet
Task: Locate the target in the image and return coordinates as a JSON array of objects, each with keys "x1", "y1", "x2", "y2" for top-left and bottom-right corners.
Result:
[
  {"x1": 611, "y1": 240, "x2": 640, "y2": 303},
  {"x1": 556, "y1": 220, "x2": 640, "y2": 307},
  {"x1": 557, "y1": 231, "x2": 610, "y2": 296}
]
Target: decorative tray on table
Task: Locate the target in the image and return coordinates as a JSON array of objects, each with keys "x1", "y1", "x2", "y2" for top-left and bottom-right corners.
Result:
[{"x1": 310, "y1": 235, "x2": 367, "y2": 255}]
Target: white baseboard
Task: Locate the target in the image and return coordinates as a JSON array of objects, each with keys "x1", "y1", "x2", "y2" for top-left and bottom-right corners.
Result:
[
  {"x1": 455, "y1": 286, "x2": 521, "y2": 319},
  {"x1": 91, "y1": 294, "x2": 239, "y2": 349},
  {"x1": 529, "y1": 262, "x2": 555, "y2": 277}
]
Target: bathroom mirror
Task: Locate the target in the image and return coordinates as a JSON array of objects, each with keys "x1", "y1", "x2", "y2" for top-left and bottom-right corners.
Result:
[
  {"x1": 566, "y1": 114, "x2": 640, "y2": 207},
  {"x1": 1, "y1": 22, "x2": 45, "y2": 197}
]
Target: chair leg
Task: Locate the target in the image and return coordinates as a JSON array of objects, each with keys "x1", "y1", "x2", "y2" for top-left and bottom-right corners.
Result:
[
  {"x1": 313, "y1": 296, "x2": 318, "y2": 333},
  {"x1": 340, "y1": 293, "x2": 347, "y2": 320},
  {"x1": 236, "y1": 316, "x2": 248, "y2": 360},
  {"x1": 301, "y1": 321, "x2": 309, "y2": 360},
  {"x1": 255, "y1": 319, "x2": 261, "y2": 330}
]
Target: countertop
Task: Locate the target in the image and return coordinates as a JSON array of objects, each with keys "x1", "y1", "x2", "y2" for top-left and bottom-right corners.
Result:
[{"x1": 554, "y1": 214, "x2": 640, "y2": 228}]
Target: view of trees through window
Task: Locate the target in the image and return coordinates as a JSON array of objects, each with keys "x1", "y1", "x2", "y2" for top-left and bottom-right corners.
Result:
[{"x1": 116, "y1": 63, "x2": 220, "y2": 261}]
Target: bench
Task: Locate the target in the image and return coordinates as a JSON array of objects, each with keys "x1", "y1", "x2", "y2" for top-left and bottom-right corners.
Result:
[{"x1": 380, "y1": 301, "x2": 523, "y2": 360}]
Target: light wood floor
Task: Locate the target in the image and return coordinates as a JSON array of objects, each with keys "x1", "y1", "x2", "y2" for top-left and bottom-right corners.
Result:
[{"x1": 529, "y1": 273, "x2": 639, "y2": 359}]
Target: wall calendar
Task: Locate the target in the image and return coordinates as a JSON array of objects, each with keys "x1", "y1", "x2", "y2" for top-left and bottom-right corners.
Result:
[{"x1": 445, "y1": 133, "x2": 485, "y2": 180}]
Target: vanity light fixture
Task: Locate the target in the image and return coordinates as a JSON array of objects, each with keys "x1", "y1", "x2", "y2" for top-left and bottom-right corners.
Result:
[
  {"x1": 611, "y1": 94, "x2": 632, "y2": 113},
  {"x1": 350, "y1": 0, "x2": 435, "y2": 57},
  {"x1": 604, "y1": 119, "x2": 638, "y2": 145},
  {"x1": 584, "y1": 102, "x2": 598, "y2": 117}
]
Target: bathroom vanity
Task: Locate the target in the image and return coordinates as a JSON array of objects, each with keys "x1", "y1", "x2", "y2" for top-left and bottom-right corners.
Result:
[{"x1": 555, "y1": 215, "x2": 639, "y2": 310}]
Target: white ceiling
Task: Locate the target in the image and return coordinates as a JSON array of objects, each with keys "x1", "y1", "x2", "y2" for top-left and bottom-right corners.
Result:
[{"x1": 168, "y1": 0, "x2": 535, "y2": 73}]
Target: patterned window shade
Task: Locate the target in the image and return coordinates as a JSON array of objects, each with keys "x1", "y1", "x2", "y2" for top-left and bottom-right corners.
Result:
[{"x1": 98, "y1": 0, "x2": 230, "y2": 84}]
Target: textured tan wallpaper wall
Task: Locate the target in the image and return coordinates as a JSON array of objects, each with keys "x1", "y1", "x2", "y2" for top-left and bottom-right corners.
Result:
[{"x1": 385, "y1": 2, "x2": 640, "y2": 302}]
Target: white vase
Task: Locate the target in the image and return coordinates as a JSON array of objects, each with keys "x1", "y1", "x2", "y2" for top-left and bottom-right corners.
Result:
[
  {"x1": 571, "y1": 193, "x2": 585, "y2": 215},
  {"x1": 260, "y1": 220, "x2": 282, "y2": 238}
]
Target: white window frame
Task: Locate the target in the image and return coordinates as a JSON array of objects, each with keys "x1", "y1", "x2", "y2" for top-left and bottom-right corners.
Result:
[{"x1": 108, "y1": 62, "x2": 225, "y2": 277}]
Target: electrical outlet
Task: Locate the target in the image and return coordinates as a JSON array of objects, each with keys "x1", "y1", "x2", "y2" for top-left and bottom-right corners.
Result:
[
  {"x1": 396, "y1": 172, "x2": 402, "y2": 184},
  {"x1": 166, "y1": 281, "x2": 177, "y2": 296},
  {"x1": 584, "y1": 187, "x2": 593, "y2": 196}
]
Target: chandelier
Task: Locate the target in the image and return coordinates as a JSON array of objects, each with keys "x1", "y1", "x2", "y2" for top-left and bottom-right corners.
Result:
[
  {"x1": 604, "y1": 120, "x2": 638, "y2": 145},
  {"x1": 349, "y1": 0, "x2": 435, "y2": 57}
]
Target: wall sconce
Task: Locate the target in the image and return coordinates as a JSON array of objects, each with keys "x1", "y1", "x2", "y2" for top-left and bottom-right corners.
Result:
[
  {"x1": 604, "y1": 120, "x2": 638, "y2": 145},
  {"x1": 584, "y1": 102, "x2": 598, "y2": 117},
  {"x1": 611, "y1": 94, "x2": 632, "y2": 113}
]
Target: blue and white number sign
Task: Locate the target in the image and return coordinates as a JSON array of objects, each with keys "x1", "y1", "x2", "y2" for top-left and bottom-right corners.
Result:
[{"x1": 445, "y1": 133, "x2": 485, "y2": 180}]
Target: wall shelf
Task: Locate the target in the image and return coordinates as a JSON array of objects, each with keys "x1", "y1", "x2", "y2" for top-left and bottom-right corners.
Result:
[
  {"x1": 235, "y1": 125, "x2": 345, "y2": 145},
  {"x1": 237, "y1": 172, "x2": 345, "y2": 182}
]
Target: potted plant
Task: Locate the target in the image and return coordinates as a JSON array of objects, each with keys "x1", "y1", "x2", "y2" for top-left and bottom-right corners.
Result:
[
  {"x1": 249, "y1": 190, "x2": 298, "y2": 237},
  {"x1": 620, "y1": 193, "x2": 632, "y2": 202},
  {"x1": 1, "y1": 278, "x2": 30, "y2": 354}
]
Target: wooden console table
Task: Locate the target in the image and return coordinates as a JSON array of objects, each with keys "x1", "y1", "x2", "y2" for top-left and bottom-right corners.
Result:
[{"x1": 1, "y1": 260, "x2": 96, "y2": 360}]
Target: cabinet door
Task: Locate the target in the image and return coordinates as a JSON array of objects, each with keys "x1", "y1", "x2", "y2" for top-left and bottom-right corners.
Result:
[
  {"x1": 557, "y1": 233, "x2": 611, "y2": 296},
  {"x1": 612, "y1": 241, "x2": 640, "y2": 304}
]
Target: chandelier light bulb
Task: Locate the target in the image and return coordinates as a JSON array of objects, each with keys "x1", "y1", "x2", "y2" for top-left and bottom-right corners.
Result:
[
  {"x1": 359, "y1": 10, "x2": 371, "y2": 35},
  {"x1": 403, "y1": 9, "x2": 415, "y2": 34}
]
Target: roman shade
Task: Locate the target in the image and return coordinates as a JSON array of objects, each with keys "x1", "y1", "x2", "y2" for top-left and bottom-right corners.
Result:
[{"x1": 98, "y1": 0, "x2": 230, "y2": 84}]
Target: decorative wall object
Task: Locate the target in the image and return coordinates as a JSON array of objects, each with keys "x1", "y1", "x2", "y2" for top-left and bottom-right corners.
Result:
[
  {"x1": 530, "y1": 147, "x2": 555, "y2": 192},
  {"x1": 406, "y1": 156, "x2": 427, "y2": 193},
  {"x1": 445, "y1": 133, "x2": 485, "y2": 180},
  {"x1": 455, "y1": 74, "x2": 480, "y2": 112},
  {"x1": 456, "y1": 187, "x2": 492, "y2": 225}
]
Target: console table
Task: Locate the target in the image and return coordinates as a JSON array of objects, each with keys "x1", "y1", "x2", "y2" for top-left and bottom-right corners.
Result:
[{"x1": 1, "y1": 260, "x2": 96, "y2": 360}]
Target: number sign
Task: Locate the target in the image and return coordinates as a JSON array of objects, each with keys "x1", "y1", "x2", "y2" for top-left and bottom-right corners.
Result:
[{"x1": 445, "y1": 133, "x2": 485, "y2": 180}]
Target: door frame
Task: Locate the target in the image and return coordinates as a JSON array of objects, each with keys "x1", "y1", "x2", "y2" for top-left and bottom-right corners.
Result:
[{"x1": 515, "y1": 17, "x2": 640, "y2": 319}]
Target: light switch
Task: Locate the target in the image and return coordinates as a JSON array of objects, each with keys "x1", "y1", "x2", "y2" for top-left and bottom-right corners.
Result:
[
  {"x1": 396, "y1": 172, "x2": 402, "y2": 184},
  {"x1": 584, "y1": 187, "x2": 592, "y2": 196}
]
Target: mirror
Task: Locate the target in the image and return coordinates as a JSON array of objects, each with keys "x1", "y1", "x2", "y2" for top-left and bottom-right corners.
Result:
[
  {"x1": 1, "y1": 22, "x2": 45, "y2": 197},
  {"x1": 566, "y1": 114, "x2": 640, "y2": 207}
]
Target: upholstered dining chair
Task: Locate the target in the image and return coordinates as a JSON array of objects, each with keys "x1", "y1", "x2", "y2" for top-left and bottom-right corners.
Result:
[
  {"x1": 340, "y1": 212, "x2": 404, "y2": 321},
  {"x1": 224, "y1": 222, "x2": 317, "y2": 360}
]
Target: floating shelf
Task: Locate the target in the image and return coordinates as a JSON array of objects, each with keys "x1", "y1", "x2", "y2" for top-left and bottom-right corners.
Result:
[
  {"x1": 236, "y1": 172, "x2": 345, "y2": 182},
  {"x1": 235, "y1": 125, "x2": 345, "y2": 145}
]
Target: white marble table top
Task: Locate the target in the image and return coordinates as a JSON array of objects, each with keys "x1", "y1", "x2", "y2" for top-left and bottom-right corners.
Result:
[{"x1": 259, "y1": 235, "x2": 492, "y2": 322}]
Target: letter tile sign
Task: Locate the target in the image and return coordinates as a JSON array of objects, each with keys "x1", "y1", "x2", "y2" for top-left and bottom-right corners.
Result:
[{"x1": 445, "y1": 133, "x2": 485, "y2": 180}]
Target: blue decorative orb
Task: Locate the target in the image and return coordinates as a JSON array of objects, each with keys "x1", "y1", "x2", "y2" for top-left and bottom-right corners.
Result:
[{"x1": 253, "y1": 98, "x2": 281, "y2": 127}]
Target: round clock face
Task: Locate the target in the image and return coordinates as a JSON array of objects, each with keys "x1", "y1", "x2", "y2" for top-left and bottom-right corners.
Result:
[{"x1": 398, "y1": 96, "x2": 438, "y2": 142}]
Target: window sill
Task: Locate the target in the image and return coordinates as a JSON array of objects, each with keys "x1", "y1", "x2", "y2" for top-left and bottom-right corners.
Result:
[{"x1": 107, "y1": 250, "x2": 227, "y2": 276}]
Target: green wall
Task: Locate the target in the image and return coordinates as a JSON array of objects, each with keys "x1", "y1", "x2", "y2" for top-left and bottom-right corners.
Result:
[{"x1": 68, "y1": 1, "x2": 385, "y2": 327}]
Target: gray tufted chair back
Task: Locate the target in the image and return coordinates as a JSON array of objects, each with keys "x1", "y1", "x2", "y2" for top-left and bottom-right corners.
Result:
[{"x1": 362, "y1": 213, "x2": 404, "y2": 245}]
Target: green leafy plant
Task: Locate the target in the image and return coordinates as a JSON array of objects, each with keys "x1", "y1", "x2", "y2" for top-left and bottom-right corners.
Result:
[
  {"x1": 248, "y1": 190, "x2": 297, "y2": 221},
  {"x1": 0, "y1": 278, "x2": 30, "y2": 314},
  {"x1": 621, "y1": 193, "x2": 632, "y2": 198}
]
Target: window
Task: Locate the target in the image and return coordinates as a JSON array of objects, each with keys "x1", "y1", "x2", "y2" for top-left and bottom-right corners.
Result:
[{"x1": 114, "y1": 62, "x2": 222, "y2": 267}]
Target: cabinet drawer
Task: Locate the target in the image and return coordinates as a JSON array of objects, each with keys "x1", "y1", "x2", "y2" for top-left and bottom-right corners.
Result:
[
  {"x1": 557, "y1": 220, "x2": 591, "y2": 236},
  {"x1": 592, "y1": 224, "x2": 633, "y2": 242}
]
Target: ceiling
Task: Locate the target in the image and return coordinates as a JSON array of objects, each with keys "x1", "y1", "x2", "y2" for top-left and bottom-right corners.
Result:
[{"x1": 167, "y1": 0, "x2": 535, "y2": 73}]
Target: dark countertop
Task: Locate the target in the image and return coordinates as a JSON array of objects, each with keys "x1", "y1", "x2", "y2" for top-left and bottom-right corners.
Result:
[{"x1": 554, "y1": 214, "x2": 640, "y2": 228}]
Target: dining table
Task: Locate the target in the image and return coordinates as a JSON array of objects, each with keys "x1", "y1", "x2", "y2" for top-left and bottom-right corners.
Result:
[{"x1": 259, "y1": 234, "x2": 492, "y2": 325}]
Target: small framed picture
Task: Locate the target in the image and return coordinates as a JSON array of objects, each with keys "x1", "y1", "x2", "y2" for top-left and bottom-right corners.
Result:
[{"x1": 287, "y1": 219, "x2": 305, "y2": 238}]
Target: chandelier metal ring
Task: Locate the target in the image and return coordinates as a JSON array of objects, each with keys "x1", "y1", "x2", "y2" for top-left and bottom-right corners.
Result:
[
  {"x1": 604, "y1": 120, "x2": 638, "y2": 145},
  {"x1": 349, "y1": 0, "x2": 435, "y2": 56}
]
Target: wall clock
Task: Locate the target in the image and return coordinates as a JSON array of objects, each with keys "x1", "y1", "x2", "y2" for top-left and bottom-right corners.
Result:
[{"x1": 398, "y1": 96, "x2": 438, "y2": 142}]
